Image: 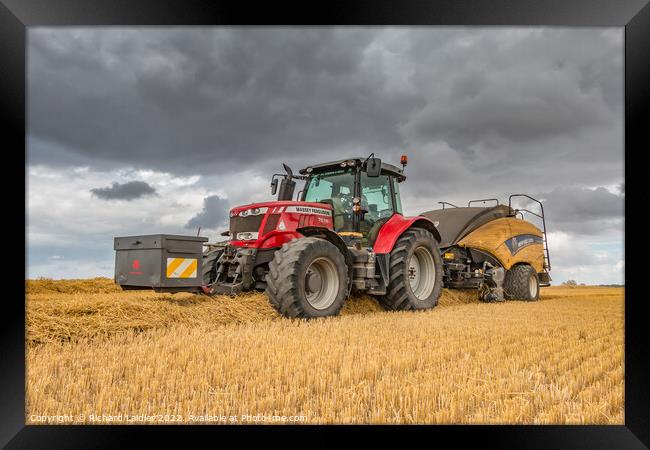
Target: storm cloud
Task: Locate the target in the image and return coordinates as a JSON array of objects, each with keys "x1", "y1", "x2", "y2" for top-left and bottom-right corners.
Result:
[
  {"x1": 28, "y1": 28, "x2": 409, "y2": 175},
  {"x1": 28, "y1": 29, "x2": 621, "y2": 176},
  {"x1": 27, "y1": 27, "x2": 624, "y2": 283},
  {"x1": 186, "y1": 195, "x2": 230, "y2": 230},
  {"x1": 90, "y1": 181, "x2": 157, "y2": 200}
]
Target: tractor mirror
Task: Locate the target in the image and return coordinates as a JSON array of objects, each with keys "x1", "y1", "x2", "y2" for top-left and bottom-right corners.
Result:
[
  {"x1": 366, "y1": 157, "x2": 381, "y2": 177},
  {"x1": 271, "y1": 178, "x2": 278, "y2": 195}
]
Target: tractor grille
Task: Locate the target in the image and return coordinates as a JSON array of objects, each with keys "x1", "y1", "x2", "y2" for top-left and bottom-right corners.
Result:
[
  {"x1": 262, "y1": 214, "x2": 281, "y2": 235},
  {"x1": 230, "y1": 215, "x2": 264, "y2": 236}
]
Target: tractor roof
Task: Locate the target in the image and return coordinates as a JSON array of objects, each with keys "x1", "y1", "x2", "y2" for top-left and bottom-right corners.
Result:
[{"x1": 299, "y1": 157, "x2": 406, "y2": 180}]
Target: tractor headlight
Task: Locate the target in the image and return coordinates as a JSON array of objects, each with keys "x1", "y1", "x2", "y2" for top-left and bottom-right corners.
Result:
[
  {"x1": 236, "y1": 232, "x2": 259, "y2": 241},
  {"x1": 236, "y1": 207, "x2": 268, "y2": 217},
  {"x1": 249, "y1": 207, "x2": 267, "y2": 215}
]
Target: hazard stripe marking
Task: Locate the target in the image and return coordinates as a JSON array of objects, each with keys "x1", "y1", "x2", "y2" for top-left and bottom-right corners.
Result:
[
  {"x1": 179, "y1": 259, "x2": 198, "y2": 278},
  {"x1": 166, "y1": 258, "x2": 198, "y2": 278},
  {"x1": 166, "y1": 258, "x2": 184, "y2": 277}
]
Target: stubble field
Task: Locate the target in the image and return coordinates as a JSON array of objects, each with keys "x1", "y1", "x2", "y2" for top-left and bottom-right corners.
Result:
[{"x1": 25, "y1": 279, "x2": 624, "y2": 424}]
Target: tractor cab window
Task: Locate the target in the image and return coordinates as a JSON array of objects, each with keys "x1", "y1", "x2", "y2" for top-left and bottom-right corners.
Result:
[
  {"x1": 303, "y1": 168, "x2": 355, "y2": 231},
  {"x1": 359, "y1": 172, "x2": 395, "y2": 238}
]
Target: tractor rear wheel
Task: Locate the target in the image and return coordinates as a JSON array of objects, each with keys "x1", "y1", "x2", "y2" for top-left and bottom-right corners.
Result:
[
  {"x1": 265, "y1": 237, "x2": 349, "y2": 318},
  {"x1": 379, "y1": 228, "x2": 443, "y2": 311},
  {"x1": 504, "y1": 264, "x2": 540, "y2": 301}
]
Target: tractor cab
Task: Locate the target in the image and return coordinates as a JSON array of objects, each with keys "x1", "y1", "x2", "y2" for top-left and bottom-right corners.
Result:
[{"x1": 298, "y1": 156, "x2": 406, "y2": 246}]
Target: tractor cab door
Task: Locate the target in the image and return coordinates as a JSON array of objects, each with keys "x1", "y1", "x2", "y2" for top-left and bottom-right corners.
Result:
[
  {"x1": 302, "y1": 168, "x2": 355, "y2": 232},
  {"x1": 359, "y1": 172, "x2": 399, "y2": 245}
]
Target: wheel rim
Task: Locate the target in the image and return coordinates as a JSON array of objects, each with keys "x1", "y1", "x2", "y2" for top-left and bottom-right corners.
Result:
[
  {"x1": 529, "y1": 275, "x2": 538, "y2": 298},
  {"x1": 407, "y1": 246, "x2": 436, "y2": 300},
  {"x1": 304, "y1": 257, "x2": 339, "y2": 310}
]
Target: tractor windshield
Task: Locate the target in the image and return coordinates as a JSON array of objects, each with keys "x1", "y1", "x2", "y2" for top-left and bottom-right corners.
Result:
[{"x1": 303, "y1": 168, "x2": 355, "y2": 231}]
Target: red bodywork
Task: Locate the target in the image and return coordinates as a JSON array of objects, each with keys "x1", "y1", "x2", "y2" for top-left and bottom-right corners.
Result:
[
  {"x1": 371, "y1": 214, "x2": 439, "y2": 253},
  {"x1": 228, "y1": 200, "x2": 438, "y2": 254},
  {"x1": 229, "y1": 201, "x2": 335, "y2": 249}
]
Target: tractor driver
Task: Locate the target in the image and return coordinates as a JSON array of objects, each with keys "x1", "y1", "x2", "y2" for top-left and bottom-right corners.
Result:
[{"x1": 330, "y1": 180, "x2": 355, "y2": 231}]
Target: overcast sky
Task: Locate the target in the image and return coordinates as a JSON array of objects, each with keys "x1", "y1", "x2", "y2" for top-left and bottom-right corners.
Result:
[{"x1": 27, "y1": 27, "x2": 624, "y2": 284}]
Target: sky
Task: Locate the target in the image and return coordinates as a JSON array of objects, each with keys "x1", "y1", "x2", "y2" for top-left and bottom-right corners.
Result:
[{"x1": 27, "y1": 27, "x2": 624, "y2": 284}]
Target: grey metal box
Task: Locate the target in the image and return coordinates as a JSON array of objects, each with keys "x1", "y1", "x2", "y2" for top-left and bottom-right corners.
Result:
[{"x1": 114, "y1": 234, "x2": 208, "y2": 290}]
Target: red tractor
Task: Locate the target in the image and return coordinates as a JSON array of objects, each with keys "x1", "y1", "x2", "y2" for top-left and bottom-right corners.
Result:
[{"x1": 201, "y1": 155, "x2": 444, "y2": 318}]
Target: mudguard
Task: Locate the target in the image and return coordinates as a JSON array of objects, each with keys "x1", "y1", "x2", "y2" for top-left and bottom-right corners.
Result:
[
  {"x1": 297, "y1": 226, "x2": 355, "y2": 270},
  {"x1": 371, "y1": 214, "x2": 441, "y2": 254}
]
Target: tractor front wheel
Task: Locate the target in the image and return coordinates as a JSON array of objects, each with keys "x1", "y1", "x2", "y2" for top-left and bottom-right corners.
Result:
[
  {"x1": 380, "y1": 228, "x2": 443, "y2": 311},
  {"x1": 265, "y1": 237, "x2": 349, "y2": 318},
  {"x1": 504, "y1": 264, "x2": 540, "y2": 301},
  {"x1": 201, "y1": 247, "x2": 224, "y2": 288}
]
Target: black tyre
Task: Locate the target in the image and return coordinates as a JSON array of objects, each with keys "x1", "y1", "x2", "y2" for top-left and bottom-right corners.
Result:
[
  {"x1": 265, "y1": 237, "x2": 349, "y2": 318},
  {"x1": 202, "y1": 248, "x2": 224, "y2": 286},
  {"x1": 379, "y1": 228, "x2": 443, "y2": 311},
  {"x1": 504, "y1": 264, "x2": 540, "y2": 301}
]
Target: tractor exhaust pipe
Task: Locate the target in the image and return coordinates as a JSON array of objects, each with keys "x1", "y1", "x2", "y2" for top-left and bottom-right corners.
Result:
[
  {"x1": 271, "y1": 163, "x2": 297, "y2": 201},
  {"x1": 277, "y1": 178, "x2": 296, "y2": 201}
]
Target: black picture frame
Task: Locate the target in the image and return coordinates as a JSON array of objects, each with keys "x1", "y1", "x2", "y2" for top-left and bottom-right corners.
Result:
[{"x1": 3, "y1": 0, "x2": 646, "y2": 447}]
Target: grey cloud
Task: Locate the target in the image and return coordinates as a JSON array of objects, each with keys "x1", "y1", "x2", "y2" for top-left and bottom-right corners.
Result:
[
  {"x1": 28, "y1": 28, "x2": 415, "y2": 177},
  {"x1": 402, "y1": 29, "x2": 621, "y2": 155},
  {"x1": 27, "y1": 27, "x2": 624, "y2": 206},
  {"x1": 186, "y1": 195, "x2": 230, "y2": 230},
  {"x1": 90, "y1": 181, "x2": 157, "y2": 200},
  {"x1": 404, "y1": 85, "x2": 608, "y2": 150},
  {"x1": 521, "y1": 186, "x2": 624, "y2": 235}
]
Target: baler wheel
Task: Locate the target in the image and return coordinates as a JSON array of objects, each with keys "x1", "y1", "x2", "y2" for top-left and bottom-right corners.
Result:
[{"x1": 504, "y1": 264, "x2": 540, "y2": 301}]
